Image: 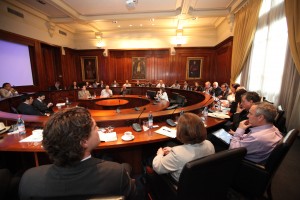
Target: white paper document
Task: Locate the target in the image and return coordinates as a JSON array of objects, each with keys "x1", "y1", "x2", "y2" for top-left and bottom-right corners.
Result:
[
  {"x1": 98, "y1": 131, "x2": 117, "y2": 142},
  {"x1": 155, "y1": 126, "x2": 176, "y2": 138},
  {"x1": 208, "y1": 112, "x2": 230, "y2": 119},
  {"x1": 19, "y1": 134, "x2": 43, "y2": 143}
]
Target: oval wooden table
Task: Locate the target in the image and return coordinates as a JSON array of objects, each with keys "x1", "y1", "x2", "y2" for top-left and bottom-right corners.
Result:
[
  {"x1": 0, "y1": 116, "x2": 227, "y2": 174},
  {"x1": 0, "y1": 91, "x2": 221, "y2": 174}
]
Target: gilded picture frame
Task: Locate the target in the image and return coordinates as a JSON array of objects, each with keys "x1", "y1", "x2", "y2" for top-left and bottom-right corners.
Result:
[
  {"x1": 132, "y1": 57, "x2": 146, "y2": 80},
  {"x1": 81, "y1": 56, "x2": 98, "y2": 81},
  {"x1": 186, "y1": 57, "x2": 203, "y2": 79}
]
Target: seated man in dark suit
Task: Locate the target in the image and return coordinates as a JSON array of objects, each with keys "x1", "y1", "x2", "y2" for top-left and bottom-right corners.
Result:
[
  {"x1": 49, "y1": 81, "x2": 63, "y2": 91},
  {"x1": 17, "y1": 94, "x2": 43, "y2": 116},
  {"x1": 19, "y1": 107, "x2": 138, "y2": 200},
  {"x1": 230, "y1": 91, "x2": 261, "y2": 133},
  {"x1": 32, "y1": 92, "x2": 53, "y2": 115},
  {"x1": 211, "y1": 82, "x2": 222, "y2": 97},
  {"x1": 120, "y1": 85, "x2": 128, "y2": 95}
]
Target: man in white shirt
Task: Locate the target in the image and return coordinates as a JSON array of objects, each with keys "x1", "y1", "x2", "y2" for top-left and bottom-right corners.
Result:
[
  {"x1": 156, "y1": 80, "x2": 165, "y2": 88},
  {"x1": 170, "y1": 81, "x2": 180, "y2": 89},
  {"x1": 123, "y1": 80, "x2": 131, "y2": 87},
  {"x1": 101, "y1": 85, "x2": 113, "y2": 98}
]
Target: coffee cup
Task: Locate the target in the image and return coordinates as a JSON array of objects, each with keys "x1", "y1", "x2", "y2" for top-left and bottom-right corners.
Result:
[{"x1": 124, "y1": 131, "x2": 132, "y2": 139}]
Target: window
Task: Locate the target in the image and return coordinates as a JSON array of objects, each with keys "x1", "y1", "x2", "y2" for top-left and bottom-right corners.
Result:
[{"x1": 245, "y1": 0, "x2": 287, "y2": 105}]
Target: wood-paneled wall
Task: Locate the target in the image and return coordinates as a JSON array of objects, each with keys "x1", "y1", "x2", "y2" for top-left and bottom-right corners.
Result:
[{"x1": 0, "y1": 29, "x2": 233, "y2": 92}]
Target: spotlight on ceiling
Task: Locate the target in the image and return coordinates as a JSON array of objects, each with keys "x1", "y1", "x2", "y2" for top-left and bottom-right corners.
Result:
[{"x1": 126, "y1": 0, "x2": 138, "y2": 10}]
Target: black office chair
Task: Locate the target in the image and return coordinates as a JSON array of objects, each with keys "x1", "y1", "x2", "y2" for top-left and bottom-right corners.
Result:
[
  {"x1": 169, "y1": 92, "x2": 179, "y2": 105},
  {"x1": 146, "y1": 148, "x2": 247, "y2": 200},
  {"x1": 0, "y1": 169, "x2": 11, "y2": 199},
  {"x1": 263, "y1": 97, "x2": 274, "y2": 104},
  {"x1": 175, "y1": 95, "x2": 186, "y2": 107},
  {"x1": 231, "y1": 129, "x2": 299, "y2": 199},
  {"x1": 274, "y1": 105, "x2": 286, "y2": 134}
]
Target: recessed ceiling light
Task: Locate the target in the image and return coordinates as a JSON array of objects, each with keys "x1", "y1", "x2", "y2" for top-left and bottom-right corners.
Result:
[
  {"x1": 140, "y1": 24, "x2": 143, "y2": 27},
  {"x1": 117, "y1": 25, "x2": 121, "y2": 28},
  {"x1": 129, "y1": 24, "x2": 133, "y2": 27},
  {"x1": 150, "y1": 18, "x2": 155, "y2": 22},
  {"x1": 151, "y1": 23, "x2": 155, "y2": 26}
]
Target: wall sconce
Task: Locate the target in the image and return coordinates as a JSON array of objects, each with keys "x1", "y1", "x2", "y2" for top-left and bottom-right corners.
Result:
[
  {"x1": 175, "y1": 29, "x2": 184, "y2": 46},
  {"x1": 95, "y1": 32, "x2": 104, "y2": 48},
  {"x1": 176, "y1": 29, "x2": 183, "y2": 36}
]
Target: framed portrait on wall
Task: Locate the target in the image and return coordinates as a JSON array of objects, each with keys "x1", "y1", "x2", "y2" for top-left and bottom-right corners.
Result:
[
  {"x1": 132, "y1": 57, "x2": 146, "y2": 79},
  {"x1": 81, "y1": 56, "x2": 98, "y2": 81},
  {"x1": 186, "y1": 57, "x2": 203, "y2": 79}
]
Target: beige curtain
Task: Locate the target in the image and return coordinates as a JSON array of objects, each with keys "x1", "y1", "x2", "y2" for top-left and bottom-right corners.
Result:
[
  {"x1": 230, "y1": 0, "x2": 262, "y2": 84},
  {"x1": 285, "y1": 0, "x2": 300, "y2": 75},
  {"x1": 279, "y1": 45, "x2": 300, "y2": 131}
]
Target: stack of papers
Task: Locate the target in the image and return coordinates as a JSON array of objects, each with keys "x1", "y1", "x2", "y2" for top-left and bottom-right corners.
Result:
[
  {"x1": 56, "y1": 103, "x2": 66, "y2": 107},
  {"x1": 98, "y1": 131, "x2": 117, "y2": 142},
  {"x1": 19, "y1": 134, "x2": 43, "y2": 143},
  {"x1": 208, "y1": 112, "x2": 230, "y2": 119},
  {"x1": 155, "y1": 126, "x2": 176, "y2": 138}
]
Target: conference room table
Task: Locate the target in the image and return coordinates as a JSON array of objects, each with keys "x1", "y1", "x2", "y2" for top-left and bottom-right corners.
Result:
[
  {"x1": 0, "y1": 116, "x2": 226, "y2": 174},
  {"x1": 0, "y1": 91, "x2": 227, "y2": 174}
]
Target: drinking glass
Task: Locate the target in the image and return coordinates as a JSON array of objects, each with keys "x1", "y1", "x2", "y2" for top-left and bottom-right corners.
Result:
[{"x1": 107, "y1": 126, "x2": 114, "y2": 133}]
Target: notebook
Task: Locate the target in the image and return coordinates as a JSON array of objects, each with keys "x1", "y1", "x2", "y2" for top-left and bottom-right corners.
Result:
[{"x1": 212, "y1": 128, "x2": 232, "y2": 145}]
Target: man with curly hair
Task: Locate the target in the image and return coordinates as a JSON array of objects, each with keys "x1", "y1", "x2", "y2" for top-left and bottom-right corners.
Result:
[{"x1": 19, "y1": 107, "x2": 137, "y2": 199}]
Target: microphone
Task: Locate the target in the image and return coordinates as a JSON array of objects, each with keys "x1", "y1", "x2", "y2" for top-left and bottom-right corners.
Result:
[
  {"x1": 132, "y1": 107, "x2": 146, "y2": 132},
  {"x1": 116, "y1": 99, "x2": 120, "y2": 113},
  {"x1": 166, "y1": 107, "x2": 177, "y2": 127}
]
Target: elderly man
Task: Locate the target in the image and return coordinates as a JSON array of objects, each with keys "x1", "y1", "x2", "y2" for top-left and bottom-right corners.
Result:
[
  {"x1": 19, "y1": 107, "x2": 137, "y2": 199},
  {"x1": 78, "y1": 86, "x2": 91, "y2": 99},
  {"x1": 101, "y1": 85, "x2": 113, "y2": 98},
  {"x1": 0, "y1": 83, "x2": 18, "y2": 98},
  {"x1": 203, "y1": 81, "x2": 212, "y2": 94},
  {"x1": 211, "y1": 82, "x2": 222, "y2": 97},
  {"x1": 229, "y1": 102, "x2": 282, "y2": 164},
  {"x1": 156, "y1": 80, "x2": 165, "y2": 88}
]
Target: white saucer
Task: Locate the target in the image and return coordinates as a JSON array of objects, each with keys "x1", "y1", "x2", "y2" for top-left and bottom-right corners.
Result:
[{"x1": 121, "y1": 135, "x2": 135, "y2": 141}]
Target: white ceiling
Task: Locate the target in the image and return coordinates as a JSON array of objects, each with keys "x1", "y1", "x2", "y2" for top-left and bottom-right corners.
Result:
[{"x1": 8, "y1": 0, "x2": 244, "y2": 38}]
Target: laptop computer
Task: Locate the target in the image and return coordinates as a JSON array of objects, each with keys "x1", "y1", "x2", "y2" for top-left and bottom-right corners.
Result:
[{"x1": 212, "y1": 128, "x2": 232, "y2": 145}]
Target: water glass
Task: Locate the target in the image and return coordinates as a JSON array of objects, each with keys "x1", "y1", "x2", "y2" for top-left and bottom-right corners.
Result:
[
  {"x1": 107, "y1": 126, "x2": 114, "y2": 133},
  {"x1": 143, "y1": 120, "x2": 149, "y2": 131}
]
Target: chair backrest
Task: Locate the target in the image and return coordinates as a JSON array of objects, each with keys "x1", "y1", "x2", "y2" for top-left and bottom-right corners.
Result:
[
  {"x1": 171, "y1": 92, "x2": 179, "y2": 100},
  {"x1": 176, "y1": 95, "x2": 186, "y2": 107},
  {"x1": 177, "y1": 148, "x2": 247, "y2": 200},
  {"x1": 125, "y1": 88, "x2": 131, "y2": 95},
  {"x1": 274, "y1": 105, "x2": 286, "y2": 133},
  {"x1": 265, "y1": 129, "x2": 298, "y2": 173},
  {"x1": 146, "y1": 90, "x2": 157, "y2": 100}
]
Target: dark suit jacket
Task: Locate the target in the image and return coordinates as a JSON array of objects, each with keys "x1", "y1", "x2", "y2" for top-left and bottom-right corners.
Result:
[
  {"x1": 17, "y1": 103, "x2": 43, "y2": 116},
  {"x1": 49, "y1": 85, "x2": 63, "y2": 91},
  {"x1": 211, "y1": 87, "x2": 222, "y2": 97},
  {"x1": 232, "y1": 109, "x2": 248, "y2": 131},
  {"x1": 19, "y1": 157, "x2": 137, "y2": 200},
  {"x1": 32, "y1": 99, "x2": 52, "y2": 114}
]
